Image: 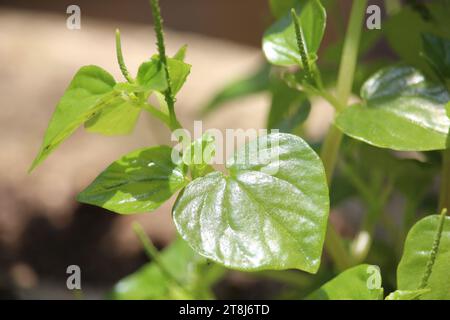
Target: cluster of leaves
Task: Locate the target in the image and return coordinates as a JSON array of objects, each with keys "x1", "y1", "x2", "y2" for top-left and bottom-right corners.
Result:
[{"x1": 30, "y1": 0, "x2": 450, "y2": 299}]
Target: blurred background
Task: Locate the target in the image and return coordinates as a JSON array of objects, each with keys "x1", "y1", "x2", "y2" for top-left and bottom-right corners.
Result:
[{"x1": 0, "y1": 0, "x2": 388, "y2": 299}]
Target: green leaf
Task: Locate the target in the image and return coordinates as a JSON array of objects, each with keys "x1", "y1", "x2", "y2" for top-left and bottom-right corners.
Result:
[
  {"x1": 173, "y1": 133, "x2": 329, "y2": 272},
  {"x1": 30, "y1": 65, "x2": 120, "y2": 171},
  {"x1": 136, "y1": 58, "x2": 168, "y2": 93},
  {"x1": 263, "y1": 0, "x2": 326, "y2": 67},
  {"x1": 336, "y1": 66, "x2": 450, "y2": 151},
  {"x1": 306, "y1": 264, "x2": 384, "y2": 300},
  {"x1": 385, "y1": 289, "x2": 430, "y2": 300},
  {"x1": 202, "y1": 64, "x2": 271, "y2": 114},
  {"x1": 182, "y1": 133, "x2": 216, "y2": 179},
  {"x1": 267, "y1": 78, "x2": 311, "y2": 133},
  {"x1": 422, "y1": 33, "x2": 450, "y2": 82},
  {"x1": 384, "y1": 4, "x2": 450, "y2": 76},
  {"x1": 269, "y1": 0, "x2": 298, "y2": 18},
  {"x1": 111, "y1": 238, "x2": 224, "y2": 299},
  {"x1": 397, "y1": 214, "x2": 450, "y2": 300},
  {"x1": 137, "y1": 56, "x2": 191, "y2": 95},
  {"x1": 77, "y1": 146, "x2": 188, "y2": 214},
  {"x1": 84, "y1": 98, "x2": 141, "y2": 135},
  {"x1": 173, "y1": 45, "x2": 188, "y2": 61}
]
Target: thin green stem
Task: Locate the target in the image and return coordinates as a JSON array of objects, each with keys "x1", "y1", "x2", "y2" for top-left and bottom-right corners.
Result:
[
  {"x1": 132, "y1": 222, "x2": 193, "y2": 297},
  {"x1": 149, "y1": 0, "x2": 178, "y2": 130},
  {"x1": 419, "y1": 209, "x2": 448, "y2": 289},
  {"x1": 115, "y1": 29, "x2": 134, "y2": 83},
  {"x1": 438, "y1": 149, "x2": 450, "y2": 212},
  {"x1": 320, "y1": 0, "x2": 368, "y2": 271}
]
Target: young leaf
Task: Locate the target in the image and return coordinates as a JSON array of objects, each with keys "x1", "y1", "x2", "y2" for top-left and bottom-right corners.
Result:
[
  {"x1": 397, "y1": 214, "x2": 450, "y2": 300},
  {"x1": 182, "y1": 133, "x2": 216, "y2": 179},
  {"x1": 111, "y1": 238, "x2": 223, "y2": 299},
  {"x1": 77, "y1": 146, "x2": 188, "y2": 214},
  {"x1": 336, "y1": 66, "x2": 450, "y2": 151},
  {"x1": 173, "y1": 133, "x2": 329, "y2": 272},
  {"x1": 306, "y1": 264, "x2": 384, "y2": 300},
  {"x1": 137, "y1": 56, "x2": 191, "y2": 95},
  {"x1": 30, "y1": 65, "x2": 121, "y2": 171},
  {"x1": 263, "y1": 0, "x2": 326, "y2": 67},
  {"x1": 385, "y1": 289, "x2": 430, "y2": 300}
]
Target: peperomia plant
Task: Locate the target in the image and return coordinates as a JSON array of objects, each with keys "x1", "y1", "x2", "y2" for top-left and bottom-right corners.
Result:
[{"x1": 30, "y1": 0, "x2": 450, "y2": 300}]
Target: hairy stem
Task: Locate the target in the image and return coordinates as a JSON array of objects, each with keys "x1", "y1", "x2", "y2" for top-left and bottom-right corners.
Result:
[
  {"x1": 115, "y1": 29, "x2": 134, "y2": 83},
  {"x1": 149, "y1": 0, "x2": 180, "y2": 130},
  {"x1": 320, "y1": 0, "x2": 368, "y2": 271},
  {"x1": 439, "y1": 149, "x2": 450, "y2": 212}
]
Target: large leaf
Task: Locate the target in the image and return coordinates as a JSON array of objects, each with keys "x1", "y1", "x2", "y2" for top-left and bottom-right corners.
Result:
[
  {"x1": 111, "y1": 238, "x2": 223, "y2": 300},
  {"x1": 30, "y1": 65, "x2": 120, "y2": 171},
  {"x1": 306, "y1": 264, "x2": 384, "y2": 300},
  {"x1": 77, "y1": 146, "x2": 188, "y2": 214},
  {"x1": 336, "y1": 66, "x2": 450, "y2": 151},
  {"x1": 173, "y1": 133, "x2": 329, "y2": 272},
  {"x1": 84, "y1": 98, "x2": 141, "y2": 135},
  {"x1": 397, "y1": 214, "x2": 450, "y2": 300},
  {"x1": 263, "y1": 0, "x2": 326, "y2": 67}
]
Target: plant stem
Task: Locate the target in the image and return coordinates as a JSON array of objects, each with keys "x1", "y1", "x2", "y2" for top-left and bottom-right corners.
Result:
[
  {"x1": 439, "y1": 149, "x2": 450, "y2": 212},
  {"x1": 132, "y1": 222, "x2": 193, "y2": 297},
  {"x1": 320, "y1": 0, "x2": 368, "y2": 271},
  {"x1": 291, "y1": 9, "x2": 313, "y2": 82},
  {"x1": 149, "y1": 0, "x2": 179, "y2": 130},
  {"x1": 115, "y1": 29, "x2": 134, "y2": 83}
]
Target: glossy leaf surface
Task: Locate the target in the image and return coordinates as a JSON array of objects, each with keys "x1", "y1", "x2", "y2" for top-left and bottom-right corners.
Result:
[
  {"x1": 173, "y1": 133, "x2": 329, "y2": 272},
  {"x1": 336, "y1": 66, "x2": 450, "y2": 151},
  {"x1": 78, "y1": 146, "x2": 188, "y2": 214}
]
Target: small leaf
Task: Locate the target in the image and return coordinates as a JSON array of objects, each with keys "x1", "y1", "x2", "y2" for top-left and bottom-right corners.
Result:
[
  {"x1": 173, "y1": 133, "x2": 329, "y2": 272},
  {"x1": 263, "y1": 0, "x2": 326, "y2": 67},
  {"x1": 306, "y1": 264, "x2": 384, "y2": 300},
  {"x1": 385, "y1": 289, "x2": 430, "y2": 300},
  {"x1": 77, "y1": 146, "x2": 188, "y2": 214},
  {"x1": 30, "y1": 65, "x2": 120, "y2": 171},
  {"x1": 336, "y1": 66, "x2": 450, "y2": 151},
  {"x1": 173, "y1": 45, "x2": 188, "y2": 61},
  {"x1": 182, "y1": 133, "x2": 216, "y2": 179},
  {"x1": 397, "y1": 214, "x2": 450, "y2": 300},
  {"x1": 111, "y1": 238, "x2": 223, "y2": 300},
  {"x1": 136, "y1": 58, "x2": 167, "y2": 92}
]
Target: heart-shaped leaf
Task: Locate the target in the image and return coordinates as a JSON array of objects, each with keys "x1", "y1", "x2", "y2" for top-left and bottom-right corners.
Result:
[
  {"x1": 336, "y1": 66, "x2": 450, "y2": 151},
  {"x1": 77, "y1": 146, "x2": 188, "y2": 214},
  {"x1": 173, "y1": 133, "x2": 329, "y2": 272},
  {"x1": 397, "y1": 214, "x2": 450, "y2": 300},
  {"x1": 263, "y1": 0, "x2": 326, "y2": 67},
  {"x1": 306, "y1": 264, "x2": 384, "y2": 300},
  {"x1": 30, "y1": 65, "x2": 121, "y2": 171}
]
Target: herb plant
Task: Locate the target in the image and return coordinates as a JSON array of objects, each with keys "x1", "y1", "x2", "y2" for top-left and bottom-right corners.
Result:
[{"x1": 31, "y1": 0, "x2": 450, "y2": 300}]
